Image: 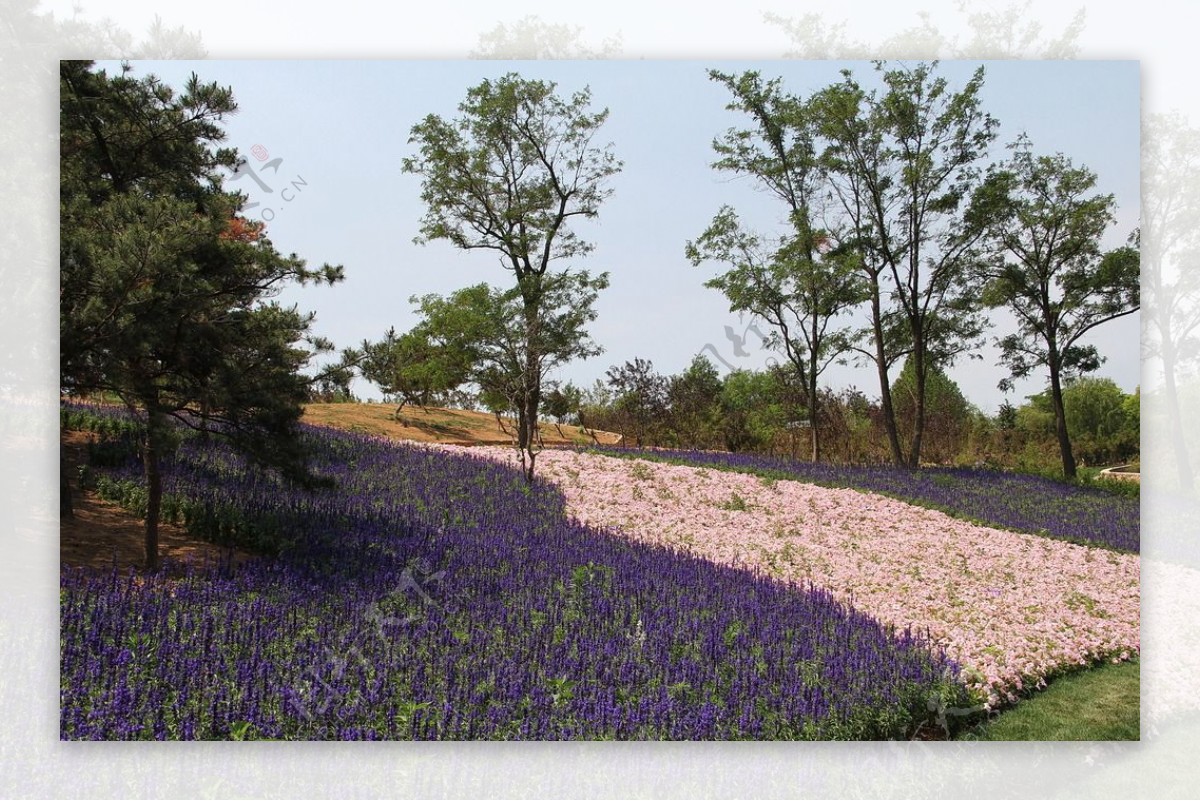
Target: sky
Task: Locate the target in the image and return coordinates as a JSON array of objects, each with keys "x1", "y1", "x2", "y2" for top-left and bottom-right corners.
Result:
[{"x1": 99, "y1": 58, "x2": 1141, "y2": 413}]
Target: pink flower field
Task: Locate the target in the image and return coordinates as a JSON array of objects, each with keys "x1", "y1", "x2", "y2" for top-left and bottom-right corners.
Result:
[{"x1": 461, "y1": 446, "x2": 1139, "y2": 709}]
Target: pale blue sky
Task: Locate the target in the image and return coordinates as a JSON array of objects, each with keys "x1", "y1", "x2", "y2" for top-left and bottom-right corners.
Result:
[{"x1": 107, "y1": 59, "x2": 1140, "y2": 412}]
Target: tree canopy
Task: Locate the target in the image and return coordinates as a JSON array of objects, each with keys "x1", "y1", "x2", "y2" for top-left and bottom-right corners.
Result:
[
  {"x1": 689, "y1": 61, "x2": 998, "y2": 467},
  {"x1": 402, "y1": 73, "x2": 620, "y2": 479},
  {"x1": 811, "y1": 60, "x2": 997, "y2": 467},
  {"x1": 410, "y1": 272, "x2": 607, "y2": 462},
  {"x1": 970, "y1": 138, "x2": 1139, "y2": 477},
  {"x1": 60, "y1": 61, "x2": 343, "y2": 569},
  {"x1": 356, "y1": 326, "x2": 472, "y2": 416},
  {"x1": 688, "y1": 70, "x2": 865, "y2": 462}
]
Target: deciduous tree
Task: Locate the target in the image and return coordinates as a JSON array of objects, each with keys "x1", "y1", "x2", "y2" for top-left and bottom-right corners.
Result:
[
  {"x1": 667, "y1": 355, "x2": 724, "y2": 449},
  {"x1": 402, "y1": 73, "x2": 620, "y2": 480},
  {"x1": 970, "y1": 140, "x2": 1139, "y2": 478},
  {"x1": 605, "y1": 357, "x2": 669, "y2": 447},
  {"x1": 718, "y1": 369, "x2": 789, "y2": 453},
  {"x1": 1062, "y1": 377, "x2": 1138, "y2": 465},
  {"x1": 812, "y1": 61, "x2": 997, "y2": 467},
  {"x1": 890, "y1": 357, "x2": 972, "y2": 464},
  {"x1": 356, "y1": 326, "x2": 471, "y2": 416},
  {"x1": 689, "y1": 70, "x2": 864, "y2": 462},
  {"x1": 412, "y1": 272, "x2": 606, "y2": 478}
]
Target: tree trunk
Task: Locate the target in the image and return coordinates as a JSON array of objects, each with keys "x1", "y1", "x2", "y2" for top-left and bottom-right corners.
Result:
[
  {"x1": 516, "y1": 403, "x2": 528, "y2": 449},
  {"x1": 515, "y1": 391, "x2": 539, "y2": 483},
  {"x1": 524, "y1": 452, "x2": 536, "y2": 482},
  {"x1": 868, "y1": 279, "x2": 905, "y2": 466},
  {"x1": 1048, "y1": 360, "x2": 1077, "y2": 480},
  {"x1": 577, "y1": 409, "x2": 600, "y2": 446},
  {"x1": 517, "y1": 340, "x2": 543, "y2": 481},
  {"x1": 60, "y1": 442, "x2": 74, "y2": 519},
  {"x1": 142, "y1": 408, "x2": 165, "y2": 572},
  {"x1": 807, "y1": 371, "x2": 820, "y2": 463},
  {"x1": 516, "y1": 268, "x2": 550, "y2": 480},
  {"x1": 907, "y1": 345, "x2": 926, "y2": 469}
]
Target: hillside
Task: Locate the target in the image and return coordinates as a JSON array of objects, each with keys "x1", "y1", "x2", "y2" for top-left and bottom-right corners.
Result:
[{"x1": 301, "y1": 402, "x2": 622, "y2": 447}]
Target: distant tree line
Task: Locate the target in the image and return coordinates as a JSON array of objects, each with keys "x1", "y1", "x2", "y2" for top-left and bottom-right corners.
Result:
[
  {"x1": 561, "y1": 355, "x2": 1138, "y2": 472},
  {"x1": 337, "y1": 342, "x2": 1139, "y2": 473}
]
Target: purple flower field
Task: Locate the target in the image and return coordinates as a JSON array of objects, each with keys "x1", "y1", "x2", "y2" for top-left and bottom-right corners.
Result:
[
  {"x1": 61, "y1": 409, "x2": 968, "y2": 740},
  {"x1": 584, "y1": 447, "x2": 1139, "y2": 554}
]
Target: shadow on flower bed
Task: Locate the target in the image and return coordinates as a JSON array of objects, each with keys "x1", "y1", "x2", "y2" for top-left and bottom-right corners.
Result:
[{"x1": 61, "y1": 404, "x2": 975, "y2": 740}]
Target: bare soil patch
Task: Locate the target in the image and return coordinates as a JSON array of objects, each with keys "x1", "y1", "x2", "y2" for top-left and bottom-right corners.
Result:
[{"x1": 60, "y1": 430, "x2": 253, "y2": 574}]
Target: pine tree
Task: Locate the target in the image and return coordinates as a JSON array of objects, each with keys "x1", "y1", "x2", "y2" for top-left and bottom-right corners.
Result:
[{"x1": 60, "y1": 61, "x2": 343, "y2": 570}]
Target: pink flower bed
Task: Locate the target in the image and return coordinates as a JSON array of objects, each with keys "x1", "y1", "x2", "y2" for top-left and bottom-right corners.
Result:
[{"x1": 457, "y1": 446, "x2": 1140, "y2": 708}]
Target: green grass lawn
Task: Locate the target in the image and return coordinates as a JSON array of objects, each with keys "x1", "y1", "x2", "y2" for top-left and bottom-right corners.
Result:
[{"x1": 957, "y1": 659, "x2": 1140, "y2": 740}]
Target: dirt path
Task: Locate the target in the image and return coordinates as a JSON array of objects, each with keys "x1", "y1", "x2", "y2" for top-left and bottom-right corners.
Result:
[{"x1": 60, "y1": 430, "x2": 253, "y2": 574}]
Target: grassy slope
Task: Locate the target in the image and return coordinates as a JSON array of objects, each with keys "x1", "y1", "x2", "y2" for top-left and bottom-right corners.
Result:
[
  {"x1": 957, "y1": 659, "x2": 1140, "y2": 741},
  {"x1": 301, "y1": 402, "x2": 622, "y2": 447}
]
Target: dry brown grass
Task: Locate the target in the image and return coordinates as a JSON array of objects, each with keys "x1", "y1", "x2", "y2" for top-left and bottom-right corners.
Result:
[{"x1": 301, "y1": 402, "x2": 622, "y2": 447}]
